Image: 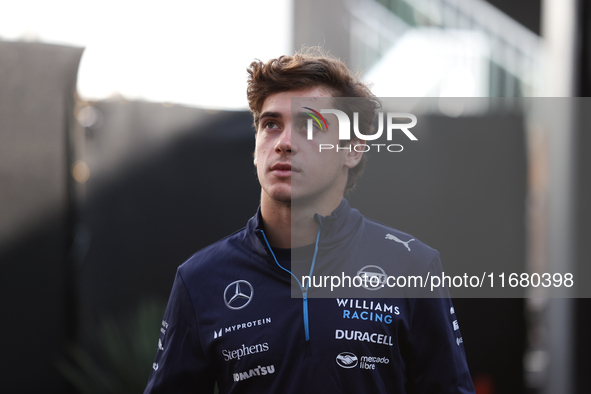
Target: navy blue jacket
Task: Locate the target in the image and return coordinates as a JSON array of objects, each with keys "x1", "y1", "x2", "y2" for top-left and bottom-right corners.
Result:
[{"x1": 144, "y1": 199, "x2": 475, "y2": 393}]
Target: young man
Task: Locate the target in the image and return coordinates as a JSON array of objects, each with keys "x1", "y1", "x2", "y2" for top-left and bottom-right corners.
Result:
[{"x1": 144, "y1": 52, "x2": 475, "y2": 393}]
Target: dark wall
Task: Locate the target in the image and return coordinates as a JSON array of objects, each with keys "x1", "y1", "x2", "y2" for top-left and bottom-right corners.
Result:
[
  {"x1": 77, "y1": 105, "x2": 260, "y2": 332},
  {"x1": 0, "y1": 41, "x2": 83, "y2": 393},
  {"x1": 576, "y1": 3, "x2": 591, "y2": 392},
  {"x1": 575, "y1": 99, "x2": 591, "y2": 394}
]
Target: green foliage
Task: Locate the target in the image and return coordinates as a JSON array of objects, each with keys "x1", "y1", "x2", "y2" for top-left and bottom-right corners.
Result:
[{"x1": 57, "y1": 300, "x2": 166, "y2": 394}]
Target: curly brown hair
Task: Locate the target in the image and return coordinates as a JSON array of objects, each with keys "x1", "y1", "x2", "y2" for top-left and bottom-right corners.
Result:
[{"x1": 246, "y1": 48, "x2": 379, "y2": 193}]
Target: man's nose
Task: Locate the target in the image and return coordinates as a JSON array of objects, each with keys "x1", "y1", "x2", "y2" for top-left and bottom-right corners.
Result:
[{"x1": 275, "y1": 125, "x2": 292, "y2": 153}]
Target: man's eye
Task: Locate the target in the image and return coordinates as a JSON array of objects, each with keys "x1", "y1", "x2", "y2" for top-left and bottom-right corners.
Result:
[{"x1": 264, "y1": 121, "x2": 279, "y2": 129}]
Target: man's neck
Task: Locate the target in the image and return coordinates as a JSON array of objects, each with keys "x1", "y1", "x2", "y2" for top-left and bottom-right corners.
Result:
[{"x1": 260, "y1": 193, "x2": 343, "y2": 249}]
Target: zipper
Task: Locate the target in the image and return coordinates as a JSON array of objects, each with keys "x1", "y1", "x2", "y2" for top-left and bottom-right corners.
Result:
[{"x1": 260, "y1": 227, "x2": 321, "y2": 341}]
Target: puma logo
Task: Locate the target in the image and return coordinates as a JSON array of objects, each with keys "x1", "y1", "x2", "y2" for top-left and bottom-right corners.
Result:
[{"x1": 385, "y1": 234, "x2": 415, "y2": 251}]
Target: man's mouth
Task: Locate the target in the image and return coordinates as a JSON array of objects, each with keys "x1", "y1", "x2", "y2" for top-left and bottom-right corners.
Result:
[{"x1": 270, "y1": 163, "x2": 293, "y2": 177}]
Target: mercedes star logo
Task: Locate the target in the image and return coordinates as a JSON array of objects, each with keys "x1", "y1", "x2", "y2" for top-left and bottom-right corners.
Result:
[{"x1": 224, "y1": 280, "x2": 254, "y2": 310}]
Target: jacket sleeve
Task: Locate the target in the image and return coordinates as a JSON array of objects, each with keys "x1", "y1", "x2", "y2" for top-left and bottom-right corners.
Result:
[
  {"x1": 144, "y1": 270, "x2": 214, "y2": 394},
  {"x1": 404, "y1": 254, "x2": 475, "y2": 394}
]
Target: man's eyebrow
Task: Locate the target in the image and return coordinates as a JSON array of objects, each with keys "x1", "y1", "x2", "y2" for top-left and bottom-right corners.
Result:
[{"x1": 259, "y1": 111, "x2": 282, "y2": 119}]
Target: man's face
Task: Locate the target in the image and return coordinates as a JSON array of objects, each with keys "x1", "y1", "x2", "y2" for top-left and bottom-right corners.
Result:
[{"x1": 254, "y1": 87, "x2": 362, "y2": 206}]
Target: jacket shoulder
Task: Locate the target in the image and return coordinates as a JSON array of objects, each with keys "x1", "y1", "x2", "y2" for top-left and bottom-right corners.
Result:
[
  {"x1": 177, "y1": 226, "x2": 250, "y2": 279},
  {"x1": 361, "y1": 216, "x2": 440, "y2": 269}
]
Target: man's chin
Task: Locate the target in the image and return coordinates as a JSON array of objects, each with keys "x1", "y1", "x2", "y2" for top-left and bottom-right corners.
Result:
[
  {"x1": 272, "y1": 195, "x2": 291, "y2": 205},
  {"x1": 265, "y1": 188, "x2": 292, "y2": 205}
]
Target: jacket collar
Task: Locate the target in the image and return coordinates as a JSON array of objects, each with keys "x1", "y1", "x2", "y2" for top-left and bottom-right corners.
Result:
[
  {"x1": 313, "y1": 198, "x2": 363, "y2": 248},
  {"x1": 247, "y1": 198, "x2": 363, "y2": 257}
]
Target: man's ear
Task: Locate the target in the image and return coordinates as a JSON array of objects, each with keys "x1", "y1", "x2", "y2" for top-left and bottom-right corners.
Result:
[{"x1": 344, "y1": 139, "x2": 366, "y2": 169}]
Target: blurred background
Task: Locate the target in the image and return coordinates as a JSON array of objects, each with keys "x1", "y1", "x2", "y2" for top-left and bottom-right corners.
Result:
[{"x1": 0, "y1": 0, "x2": 589, "y2": 393}]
